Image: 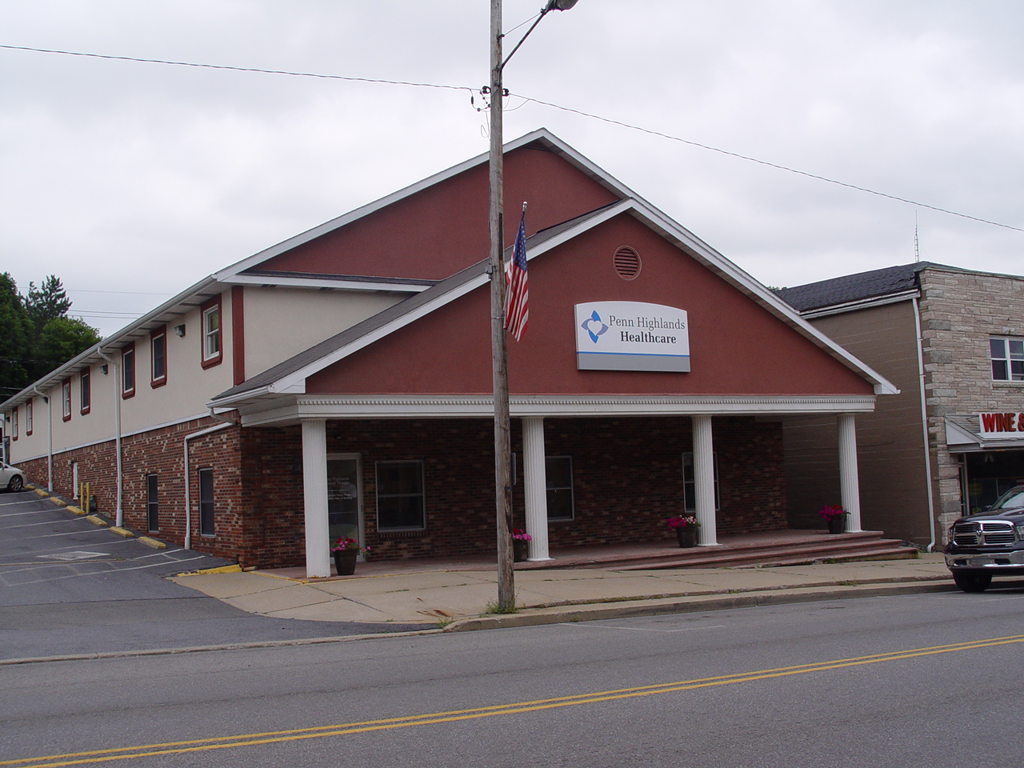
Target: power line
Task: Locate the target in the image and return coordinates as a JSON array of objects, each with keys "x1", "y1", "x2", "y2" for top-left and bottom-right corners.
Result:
[
  {"x1": 514, "y1": 94, "x2": 1024, "y2": 235},
  {"x1": 4, "y1": 42, "x2": 1022, "y2": 235},
  {"x1": 0, "y1": 44, "x2": 476, "y2": 95}
]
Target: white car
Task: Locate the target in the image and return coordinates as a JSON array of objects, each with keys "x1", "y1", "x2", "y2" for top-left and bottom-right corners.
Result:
[{"x1": 1, "y1": 461, "x2": 25, "y2": 492}]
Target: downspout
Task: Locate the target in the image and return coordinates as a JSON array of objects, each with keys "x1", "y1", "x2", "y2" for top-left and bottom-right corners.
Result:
[
  {"x1": 32, "y1": 386, "x2": 53, "y2": 492},
  {"x1": 913, "y1": 296, "x2": 938, "y2": 552},
  {"x1": 97, "y1": 347, "x2": 124, "y2": 527},
  {"x1": 183, "y1": 415, "x2": 234, "y2": 550}
]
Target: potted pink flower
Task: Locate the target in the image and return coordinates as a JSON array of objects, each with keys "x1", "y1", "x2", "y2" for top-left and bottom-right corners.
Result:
[
  {"x1": 818, "y1": 504, "x2": 847, "y2": 534},
  {"x1": 511, "y1": 528, "x2": 531, "y2": 562},
  {"x1": 330, "y1": 537, "x2": 368, "y2": 575},
  {"x1": 665, "y1": 514, "x2": 700, "y2": 548}
]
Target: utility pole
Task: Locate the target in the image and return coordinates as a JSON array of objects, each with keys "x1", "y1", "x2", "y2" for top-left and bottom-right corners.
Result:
[{"x1": 487, "y1": 0, "x2": 578, "y2": 612}]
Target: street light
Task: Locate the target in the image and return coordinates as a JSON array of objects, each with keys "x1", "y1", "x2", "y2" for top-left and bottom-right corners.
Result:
[{"x1": 488, "y1": 0, "x2": 577, "y2": 612}]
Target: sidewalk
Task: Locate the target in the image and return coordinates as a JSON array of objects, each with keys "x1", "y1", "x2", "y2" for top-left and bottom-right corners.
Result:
[{"x1": 172, "y1": 554, "x2": 953, "y2": 633}]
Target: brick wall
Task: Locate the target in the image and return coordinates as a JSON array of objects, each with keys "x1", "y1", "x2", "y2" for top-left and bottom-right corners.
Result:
[
  {"x1": 918, "y1": 268, "x2": 1024, "y2": 531},
  {"x1": 19, "y1": 414, "x2": 786, "y2": 569}
]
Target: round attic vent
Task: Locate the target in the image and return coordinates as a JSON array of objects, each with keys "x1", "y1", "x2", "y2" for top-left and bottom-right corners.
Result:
[{"x1": 613, "y1": 246, "x2": 642, "y2": 280}]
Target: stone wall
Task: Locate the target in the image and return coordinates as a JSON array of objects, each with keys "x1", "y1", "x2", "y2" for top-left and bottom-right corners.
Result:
[{"x1": 918, "y1": 267, "x2": 1024, "y2": 531}]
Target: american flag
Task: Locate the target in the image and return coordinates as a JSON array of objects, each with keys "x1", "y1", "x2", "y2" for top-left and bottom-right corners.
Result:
[{"x1": 504, "y1": 209, "x2": 529, "y2": 342}]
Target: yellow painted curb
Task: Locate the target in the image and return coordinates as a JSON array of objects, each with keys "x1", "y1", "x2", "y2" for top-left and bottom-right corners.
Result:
[
  {"x1": 84, "y1": 515, "x2": 109, "y2": 527},
  {"x1": 138, "y1": 536, "x2": 167, "y2": 550},
  {"x1": 65, "y1": 505, "x2": 86, "y2": 516},
  {"x1": 49, "y1": 497, "x2": 67, "y2": 507},
  {"x1": 34, "y1": 488, "x2": 48, "y2": 497},
  {"x1": 109, "y1": 526, "x2": 135, "y2": 538},
  {"x1": 178, "y1": 564, "x2": 242, "y2": 576}
]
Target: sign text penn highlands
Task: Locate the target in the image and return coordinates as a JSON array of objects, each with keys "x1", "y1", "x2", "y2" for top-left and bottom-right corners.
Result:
[{"x1": 575, "y1": 301, "x2": 690, "y2": 373}]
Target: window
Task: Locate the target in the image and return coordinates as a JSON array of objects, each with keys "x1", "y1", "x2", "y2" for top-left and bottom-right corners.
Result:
[
  {"x1": 376, "y1": 460, "x2": 425, "y2": 531},
  {"x1": 990, "y1": 337, "x2": 1024, "y2": 382},
  {"x1": 11, "y1": 408, "x2": 17, "y2": 440},
  {"x1": 25, "y1": 399, "x2": 33, "y2": 436},
  {"x1": 682, "y1": 452, "x2": 720, "y2": 512},
  {"x1": 546, "y1": 456, "x2": 575, "y2": 520},
  {"x1": 198, "y1": 468, "x2": 215, "y2": 536},
  {"x1": 122, "y1": 344, "x2": 136, "y2": 398},
  {"x1": 61, "y1": 379, "x2": 72, "y2": 421},
  {"x1": 201, "y1": 297, "x2": 222, "y2": 368},
  {"x1": 151, "y1": 328, "x2": 167, "y2": 387},
  {"x1": 80, "y1": 368, "x2": 91, "y2": 414},
  {"x1": 147, "y1": 474, "x2": 159, "y2": 532}
]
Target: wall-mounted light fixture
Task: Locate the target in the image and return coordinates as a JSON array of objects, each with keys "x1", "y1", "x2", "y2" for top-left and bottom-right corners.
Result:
[
  {"x1": 174, "y1": 324, "x2": 186, "y2": 338},
  {"x1": 100, "y1": 364, "x2": 109, "y2": 375}
]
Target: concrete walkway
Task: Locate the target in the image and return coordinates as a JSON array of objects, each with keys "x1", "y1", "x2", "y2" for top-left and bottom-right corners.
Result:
[{"x1": 172, "y1": 554, "x2": 953, "y2": 633}]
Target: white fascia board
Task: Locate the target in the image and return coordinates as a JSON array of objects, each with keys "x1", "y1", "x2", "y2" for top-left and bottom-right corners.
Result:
[
  {"x1": 274, "y1": 394, "x2": 878, "y2": 421},
  {"x1": 799, "y1": 291, "x2": 919, "y2": 320},
  {"x1": 221, "y1": 274, "x2": 430, "y2": 293}
]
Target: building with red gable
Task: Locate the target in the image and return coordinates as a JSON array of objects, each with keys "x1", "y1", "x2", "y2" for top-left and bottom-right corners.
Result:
[{"x1": 1, "y1": 130, "x2": 896, "y2": 576}]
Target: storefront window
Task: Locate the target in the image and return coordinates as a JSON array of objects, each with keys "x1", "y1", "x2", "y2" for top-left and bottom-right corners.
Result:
[
  {"x1": 376, "y1": 461, "x2": 425, "y2": 530},
  {"x1": 546, "y1": 456, "x2": 574, "y2": 520},
  {"x1": 682, "y1": 452, "x2": 720, "y2": 512}
]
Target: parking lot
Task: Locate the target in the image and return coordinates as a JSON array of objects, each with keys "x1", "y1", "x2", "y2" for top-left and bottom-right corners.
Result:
[{"x1": 0, "y1": 490, "x2": 420, "y2": 661}]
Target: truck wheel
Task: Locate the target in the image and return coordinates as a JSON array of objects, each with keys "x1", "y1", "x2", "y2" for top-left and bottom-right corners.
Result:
[{"x1": 953, "y1": 571, "x2": 992, "y2": 593}]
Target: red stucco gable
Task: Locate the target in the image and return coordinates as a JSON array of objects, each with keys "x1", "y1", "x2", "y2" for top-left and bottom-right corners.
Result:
[
  {"x1": 306, "y1": 212, "x2": 875, "y2": 398},
  {"x1": 251, "y1": 145, "x2": 619, "y2": 281}
]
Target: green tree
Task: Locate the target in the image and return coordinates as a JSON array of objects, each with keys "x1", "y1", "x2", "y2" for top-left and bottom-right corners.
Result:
[
  {"x1": 25, "y1": 275, "x2": 72, "y2": 335},
  {"x1": 0, "y1": 273, "x2": 33, "y2": 398},
  {"x1": 33, "y1": 317, "x2": 101, "y2": 381}
]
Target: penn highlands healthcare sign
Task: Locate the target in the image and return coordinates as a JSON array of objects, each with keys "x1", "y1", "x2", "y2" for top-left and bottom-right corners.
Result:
[{"x1": 574, "y1": 301, "x2": 690, "y2": 373}]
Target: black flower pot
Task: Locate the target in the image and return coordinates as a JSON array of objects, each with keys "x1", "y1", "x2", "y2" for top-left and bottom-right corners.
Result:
[
  {"x1": 827, "y1": 517, "x2": 845, "y2": 535},
  {"x1": 513, "y1": 539, "x2": 529, "y2": 562},
  {"x1": 676, "y1": 527, "x2": 698, "y2": 548},
  {"x1": 333, "y1": 549, "x2": 358, "y2": 575}
]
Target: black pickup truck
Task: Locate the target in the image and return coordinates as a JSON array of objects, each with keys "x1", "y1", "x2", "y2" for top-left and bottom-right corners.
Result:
[{"x1": 945, "y1": 485, "x2": 1024, "y2": 592}]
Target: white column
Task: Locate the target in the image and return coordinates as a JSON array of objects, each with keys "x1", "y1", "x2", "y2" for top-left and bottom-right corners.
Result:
[
  {"x1": 522, "y1": 417, "x2": 552, "y2": 561},
  {"x1": 693, "y1": 415, "x2": 718, "y2": 546},
  {"x1": 301, "y1": 419, "x2": 331, "y2": 578},
  {"x1": 838, "y1": 413, "x2": 863, "y2": 533}
]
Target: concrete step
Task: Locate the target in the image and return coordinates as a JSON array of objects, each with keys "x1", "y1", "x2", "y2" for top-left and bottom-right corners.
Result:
[{"x1": 566, "y1": 532, "x2": 919, "y2": 570}]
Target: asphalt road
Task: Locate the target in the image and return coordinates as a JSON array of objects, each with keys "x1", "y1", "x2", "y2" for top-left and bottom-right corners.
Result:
[
  {"x1": 4, "y1": 587, "x2": 1024, "y2": 767},
  {"x1": 0, "y1": 489, "x2": 423, "y2": 660}
]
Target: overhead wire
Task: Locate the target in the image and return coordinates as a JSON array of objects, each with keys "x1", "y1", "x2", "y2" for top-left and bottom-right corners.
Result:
[{"x1": 2, "y1": 42, "x2": 1022, "y2": 235}]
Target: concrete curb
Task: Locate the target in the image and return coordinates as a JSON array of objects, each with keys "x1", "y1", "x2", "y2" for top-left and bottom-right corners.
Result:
[{"x1": 446, "y1": 580, "x2": 955, "y2": 632}]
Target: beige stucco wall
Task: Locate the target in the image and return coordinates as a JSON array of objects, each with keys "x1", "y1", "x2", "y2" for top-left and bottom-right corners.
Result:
[
  {"x1": 783, "y1": 299, "x2": 931, "y2": 545},
  {"x1": 242, "y1": 286, "x2": 402, "y2": 377},
  {"x1": 6, "y1": 291, "x2": 236, "y2": 462}
]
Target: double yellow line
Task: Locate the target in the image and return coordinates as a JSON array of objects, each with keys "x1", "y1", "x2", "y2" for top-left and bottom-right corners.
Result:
[{"x1": 6, "y1": 633, "x2": 1024, "y2": 767}]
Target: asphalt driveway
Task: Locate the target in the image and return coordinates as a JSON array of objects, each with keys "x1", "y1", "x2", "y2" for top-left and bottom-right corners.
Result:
[{"x1": 0, "y1": 489, "x2": 422, "y2": 661}]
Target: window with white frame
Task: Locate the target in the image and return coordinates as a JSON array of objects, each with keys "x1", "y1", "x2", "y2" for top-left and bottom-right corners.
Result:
[
  {"x1": 25, "y1": 399, "x2": 33, "y2": 435},
  {"x1": 201, "y1": 298, "x2": 222, "y2": 368},
  {"x1": 546, "y1": 456, "x2": 575, "y2": 520},
  {"x1": 80, "y1": 368, "x2": 91, "y2": 414},
  {"x1": 682, "y1": 452, "x2": 720, "y2": 512},
  {"x1": 990, "y1": 336, "x2": 1024, "y2": 382},
  {"x1": 376, "y1": 460, "x2": 426, "y2": 531},
  {"x1": 11, "y1": 407, "x2": 18, "y2": 440},
  {"x1": 122, "y1": 344, "x2": 136, "y2": 397},
  {"x1": 151, "y1": 329, "x2": 167, "y2": 386},
  {"x1": 61, "y1": 379, "x2": 72, "y2": 421}
]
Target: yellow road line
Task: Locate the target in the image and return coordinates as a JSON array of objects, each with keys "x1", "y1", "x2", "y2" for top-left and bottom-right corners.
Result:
[{"x1": 5, "y1": 633, "x2": 1023, "y2": 767}]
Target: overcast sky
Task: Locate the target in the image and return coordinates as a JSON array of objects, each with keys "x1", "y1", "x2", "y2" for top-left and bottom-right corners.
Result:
[{"x1": 3, "y1": 1, "x2": 1022, "y2": 338}]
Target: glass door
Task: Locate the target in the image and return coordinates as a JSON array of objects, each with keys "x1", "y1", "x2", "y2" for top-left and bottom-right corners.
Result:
[{"x1": 327, "y1": 454, "x2": 362, "y2": 550}]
